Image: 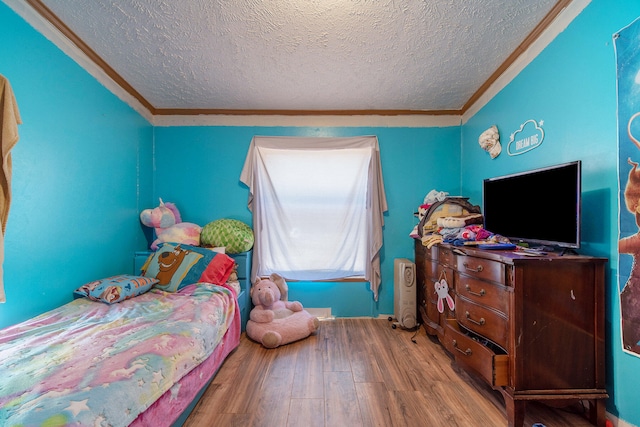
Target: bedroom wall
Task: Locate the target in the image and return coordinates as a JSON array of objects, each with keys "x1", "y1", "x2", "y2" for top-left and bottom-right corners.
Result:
[
  {"x1": 152, "y1": 125, "x2": 462, "y2": 317},
  {"x1": 3, "y1": 0, "x2": 638, "y2": 423},
  {"x1": 460, "y1": 0, "x2": 640, "y2": 425},
  {"x1": 0, "y1": 2, "x2": 153, "y2": 329},
  {"x1": 0, "y1": 0, "x2": 464, "y2": 324}
]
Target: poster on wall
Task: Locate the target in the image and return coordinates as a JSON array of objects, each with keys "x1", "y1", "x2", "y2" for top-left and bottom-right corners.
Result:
[{"x1": 616, "y1": 17, "x2": 640, "y2": 358}]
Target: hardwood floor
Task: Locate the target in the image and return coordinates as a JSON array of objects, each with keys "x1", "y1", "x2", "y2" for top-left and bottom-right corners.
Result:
[{"x1": 184, "y1": 318, "x2": 597, "y2": 427}]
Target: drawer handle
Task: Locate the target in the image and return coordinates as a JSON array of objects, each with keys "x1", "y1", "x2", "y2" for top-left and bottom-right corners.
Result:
[
  {"x1": 452, "y1": 339, "x2": 472, "y2": 356},
  {"x1": 465, "y1": 284, "x2": 485, "y2": 297},
  {"x1": 463, "y1": 262, "x2": 483, "y2": 273},
  {"x1": 465, "y1": 311, "x2": 486, "y2": 326}
]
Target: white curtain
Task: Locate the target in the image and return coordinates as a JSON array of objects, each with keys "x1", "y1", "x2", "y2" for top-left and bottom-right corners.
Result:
[{"x1": 240, "y1": 136, "x2": 388, "y2": 300}]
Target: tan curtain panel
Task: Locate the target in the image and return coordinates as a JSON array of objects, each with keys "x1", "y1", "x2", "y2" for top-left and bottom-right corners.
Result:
[{"x1": 0, "y1": 74, "x2": 22, "y2": 303}]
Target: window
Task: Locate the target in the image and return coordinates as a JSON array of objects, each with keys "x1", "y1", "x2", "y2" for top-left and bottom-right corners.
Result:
[{"x1": 240, "y1": 136, "x2": 387, "y2": 300}]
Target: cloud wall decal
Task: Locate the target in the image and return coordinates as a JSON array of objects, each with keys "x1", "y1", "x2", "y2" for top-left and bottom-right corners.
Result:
[{"x1": 507, "y1": 119, "x2": 544, "y2": 156}]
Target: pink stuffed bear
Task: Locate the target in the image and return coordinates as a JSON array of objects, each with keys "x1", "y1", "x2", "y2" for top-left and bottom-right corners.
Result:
[
  {"x1": 246, "y1": 273, "x2": 319, "y2": 348},
  {"x1": 140, "y1": 198, "x2": 202, "y2": 250}
]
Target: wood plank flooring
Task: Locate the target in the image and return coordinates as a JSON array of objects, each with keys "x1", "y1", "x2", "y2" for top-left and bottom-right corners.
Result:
[{"x1": 184, "y1": 318, "x2": 597, "y2": 427}]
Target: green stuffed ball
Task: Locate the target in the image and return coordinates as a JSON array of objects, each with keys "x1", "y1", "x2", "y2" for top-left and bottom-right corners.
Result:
[{"x1": 200, "y1": 219, "x2": 254, "y2": 254}]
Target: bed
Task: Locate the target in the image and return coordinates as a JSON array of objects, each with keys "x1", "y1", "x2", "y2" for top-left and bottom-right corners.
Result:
[{"x1": 0, "y1": 243, "x2": 244, "y2": 427}]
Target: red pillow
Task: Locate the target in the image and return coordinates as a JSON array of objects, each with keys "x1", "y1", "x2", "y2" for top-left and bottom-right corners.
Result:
[{"x1": 199, "y1": 253, "x2": 236, "y2": 285}]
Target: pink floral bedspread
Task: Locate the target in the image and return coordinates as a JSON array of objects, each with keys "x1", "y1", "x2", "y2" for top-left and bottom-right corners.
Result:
[{"x1": 0, "y1": 283, "x2": 238, "y2": 427}]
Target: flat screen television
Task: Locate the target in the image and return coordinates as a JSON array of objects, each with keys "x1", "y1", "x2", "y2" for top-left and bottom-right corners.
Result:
[{"x1": 482, "y1": 160, "x2": 581, "y2": 250}]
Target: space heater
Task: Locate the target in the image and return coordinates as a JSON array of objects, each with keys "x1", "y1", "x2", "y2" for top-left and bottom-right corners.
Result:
[{"x1": 393, "y1": 258, "x2": 417, "y2": 329}]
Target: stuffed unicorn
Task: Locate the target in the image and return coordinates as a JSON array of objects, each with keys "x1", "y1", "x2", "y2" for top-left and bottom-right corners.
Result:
[{"x1": 140, "y1": 198, "x2": 202, "y2": 250}]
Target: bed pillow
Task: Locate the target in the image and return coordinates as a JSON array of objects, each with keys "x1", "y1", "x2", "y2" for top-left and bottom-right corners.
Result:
[
  {"x1": 141, "y1": 243, "x2": 236, "y2": 292},
  {"x1": 140, "y1": 243, "x2": 203, "y2": 292},
  {"x1": 200, "y1": 219, "x2": 254, "y2": 254},
  {"x1": 175, "y1": 244, "x2": 235, "y2": 290},
  {"x1": 74, "y1": 275, "x2": 158, "y2": 304},
  {"x1": 198, "y1": 252, "x2": 236, "y2": 286}
]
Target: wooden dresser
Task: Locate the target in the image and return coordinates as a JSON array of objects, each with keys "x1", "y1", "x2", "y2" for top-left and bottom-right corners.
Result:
[{"x1": 414, "y1": 240, "x2": 608, "y2": 427}]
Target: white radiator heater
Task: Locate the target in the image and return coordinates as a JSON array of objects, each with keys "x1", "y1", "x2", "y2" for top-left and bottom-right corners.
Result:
[{"x1": 393, "y1": 258, "x2": 417, "y2": 329}]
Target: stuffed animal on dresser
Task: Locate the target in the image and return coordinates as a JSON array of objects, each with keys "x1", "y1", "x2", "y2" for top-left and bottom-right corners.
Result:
[
  {"x1": 140, "y1": 198, "x2": 202, "y2": 250},
  {"x1": 246, "y1": 273, "x2": 319, "y2": 349}
]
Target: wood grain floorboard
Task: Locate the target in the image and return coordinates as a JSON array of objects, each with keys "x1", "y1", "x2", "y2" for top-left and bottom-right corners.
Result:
[
  {"x1": 291, "y1": 334, "x2": 324, "y2": 399},
  {"x1": 287, "y1": 398, "x2": 325, "y2": 427},
  {"x1": 184, "y1": 318, "x2": 597, "y2": 427},
  {"x1": 355, "y1": 382, "x2": 394, "y2": 427}
]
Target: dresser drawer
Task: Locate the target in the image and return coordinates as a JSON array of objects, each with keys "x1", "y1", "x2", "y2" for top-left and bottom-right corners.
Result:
[
  {"x1": 416, "y1": 241, "x2": 438, "y2": 262},
  {"x1": 456, "y1": 255, "x2": 505, "y2": 283},
  {"x1": 455, "y1": 273, "x2": 510, "y2": 316},
  {"x1": 423, "y1": 258, "x2": 440, "y2": 283},
  {"x1": 426, "y1": 244, "x2": 439, "y2": 261},
  {"x1": 455, "y1": 296, "x2": 509, "y2": 350},
  {"x1": 418, "y1": 301, "x2": 440, "y2": 335},
  {"x1": 438, "y1": 245, "x2": 456, "y2": 267},
  {"x1": 443, "y1": 320, "x2": 508, "y2": 387},
  {"x1": 423, "y1": 293, "x2": 445, "y2": 329}
]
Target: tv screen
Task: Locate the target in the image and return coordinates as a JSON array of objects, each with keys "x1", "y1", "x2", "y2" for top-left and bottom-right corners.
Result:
[{"x1": 482, "y1": 161, "x2": 581, "y2": 250}]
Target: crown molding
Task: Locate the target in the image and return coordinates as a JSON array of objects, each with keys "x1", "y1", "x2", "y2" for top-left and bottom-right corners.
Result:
[
  {"x1": 4, "y1": 0, "x2": 589, "y2": 127},
  {"x1": 462, "y1": 0, "x2": 590, "y2": 123}
]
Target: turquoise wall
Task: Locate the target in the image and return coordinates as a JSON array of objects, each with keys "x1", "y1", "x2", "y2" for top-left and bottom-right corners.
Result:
[
  {"x1": 153, "y1": 126, "x2": 462, "y2": 317},
  {"x1": 461, "y1": 0, "x2": 640, "y2": 423},
  {"x1": 3, "y1": 0, "x2": 640, "y2": 424},
  {"x1": 0, "y1": 2, "x2": 153, "y2": 329}
]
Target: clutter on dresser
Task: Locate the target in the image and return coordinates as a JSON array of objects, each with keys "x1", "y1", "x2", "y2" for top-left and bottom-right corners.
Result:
[{"x1": 410, "y1": 189, "x2": 511, "y2": 249}]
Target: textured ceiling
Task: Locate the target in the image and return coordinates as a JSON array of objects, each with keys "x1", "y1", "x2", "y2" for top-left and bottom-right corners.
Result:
[{"x1": 29, "y1": 0, "x2": 561, "y2": 114}]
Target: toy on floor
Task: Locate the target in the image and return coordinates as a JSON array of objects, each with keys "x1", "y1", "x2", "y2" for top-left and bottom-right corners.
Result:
[
  {"x1": 140, "y1": 198, "x2": 202, "y2": 250},
  {"x1": 246, "y1": 273, "x2": 319, "y2": 349}
]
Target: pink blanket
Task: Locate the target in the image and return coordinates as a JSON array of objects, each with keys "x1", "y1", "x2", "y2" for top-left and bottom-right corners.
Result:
[{"x1": 0, "y1": 282, "x2": 240, "y2": 427}]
